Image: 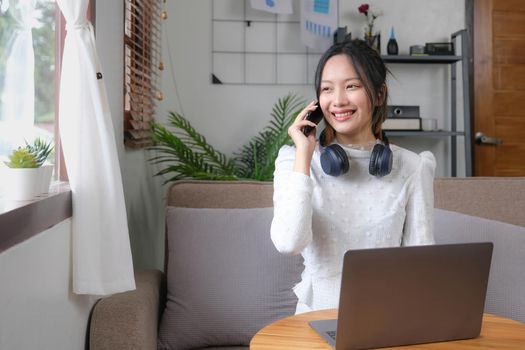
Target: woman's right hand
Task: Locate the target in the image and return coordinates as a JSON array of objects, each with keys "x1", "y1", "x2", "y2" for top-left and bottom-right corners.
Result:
[{"x1": 289, "y1": 100, "x2": 320, "y2": 176}]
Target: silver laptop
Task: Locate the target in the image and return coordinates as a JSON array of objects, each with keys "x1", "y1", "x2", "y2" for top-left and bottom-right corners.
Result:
[{"x1": 309, "y1": 242, "x2": 493, "y2": 350}]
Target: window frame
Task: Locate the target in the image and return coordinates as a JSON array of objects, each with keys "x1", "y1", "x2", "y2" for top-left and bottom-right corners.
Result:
[{"x1": 0, "y1": 1, "x2": 95, "y2": 252}]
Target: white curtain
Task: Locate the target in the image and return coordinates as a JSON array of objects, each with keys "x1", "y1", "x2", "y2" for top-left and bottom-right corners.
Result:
[
  {"x1": 56, "y1": 0, "x2": 135, "y2": 295},
  {"x1": 0, "y1": 0, "x2": 37, "y2": 150}
]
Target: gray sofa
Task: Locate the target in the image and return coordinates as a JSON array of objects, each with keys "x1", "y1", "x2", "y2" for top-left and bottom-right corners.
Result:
[{"x1": 89, "y1": 178, "x2": 525, "y2": 350}]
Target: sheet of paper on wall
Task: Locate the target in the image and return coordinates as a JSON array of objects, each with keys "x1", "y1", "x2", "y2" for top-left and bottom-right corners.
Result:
[
  {"x1": 250, "y1": 0, "x2": 293, "y2": 14},
  {"x1": 300, "y1": 0, "x2": 338, "y2": 51}
]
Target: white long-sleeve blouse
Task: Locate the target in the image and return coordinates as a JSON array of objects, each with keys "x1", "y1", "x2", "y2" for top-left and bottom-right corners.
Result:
[{"x1": 270, "y1": 143, "x2": 436, "y2": 312}]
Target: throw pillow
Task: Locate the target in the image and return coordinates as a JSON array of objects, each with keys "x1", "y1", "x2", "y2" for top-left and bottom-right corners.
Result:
[
  {"x1": 158, "y1": 207, "x2": 303, "y2": 350},
  {"x1": 434, "y1": 208, "x2": 525, "y2": 323}
]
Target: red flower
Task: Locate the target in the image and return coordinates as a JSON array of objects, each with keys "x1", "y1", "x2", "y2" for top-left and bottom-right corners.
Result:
[{"x1": 358, "y1": 4, "x2": 369, "y2": 14}]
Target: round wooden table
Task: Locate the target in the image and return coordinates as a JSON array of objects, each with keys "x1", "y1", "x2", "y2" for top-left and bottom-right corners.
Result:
[{"x1": 250, "y1": 309, "x2": 525, "y2": 349}]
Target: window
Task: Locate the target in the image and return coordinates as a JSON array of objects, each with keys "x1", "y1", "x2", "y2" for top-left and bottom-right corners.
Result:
[
  {"x1": 0, "y1": 1, "x2": 93, "y2": 252},
  {"x1": 0, "y1": 0, "x2": 57, "y2": 172}
]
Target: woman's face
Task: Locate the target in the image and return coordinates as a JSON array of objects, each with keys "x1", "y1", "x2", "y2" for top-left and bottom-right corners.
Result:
[{"x1": 318, "y1": 54, "x2": 375, "y2": 145}]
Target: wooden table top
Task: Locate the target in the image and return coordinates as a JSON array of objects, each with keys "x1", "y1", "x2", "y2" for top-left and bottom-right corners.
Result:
[{"x1": 250, "y1": 309, "x2": 525, "y2": 349}]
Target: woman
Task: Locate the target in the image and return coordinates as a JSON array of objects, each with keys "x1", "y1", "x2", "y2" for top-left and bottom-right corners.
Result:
[{"x1": 270, "y1": 39, "x2": 436, "y2": 313}]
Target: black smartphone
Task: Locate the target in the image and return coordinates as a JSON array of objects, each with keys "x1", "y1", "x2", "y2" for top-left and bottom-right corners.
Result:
[{"x1": 302, "y1": 104, "x2": 323, "y2": 136}]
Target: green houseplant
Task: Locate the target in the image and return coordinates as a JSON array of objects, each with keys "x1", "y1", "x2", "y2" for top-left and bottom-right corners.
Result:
[
  {"x1": 2, "y1": 138, "x2": 54, "y2": 200},
  {"x1": 5, "y1": 138, "x2": 53, "y2": 168},
  {"x1": 150, "y1": 93, "x2": 305, "y2": 182}
]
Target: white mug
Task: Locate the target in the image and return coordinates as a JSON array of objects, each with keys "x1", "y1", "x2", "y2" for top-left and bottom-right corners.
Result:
[{"x1": 422, "y1": 119, "x2": 437, "y2": 131}]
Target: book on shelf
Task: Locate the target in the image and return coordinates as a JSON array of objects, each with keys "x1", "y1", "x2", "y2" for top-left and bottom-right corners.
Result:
[{"x1": 383, "y1": 117, "x2": 421, "y2": 131}]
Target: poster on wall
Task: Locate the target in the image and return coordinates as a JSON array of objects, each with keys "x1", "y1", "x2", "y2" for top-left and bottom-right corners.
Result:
[
  {"x1": 250, "y1": 0, "x2": 293, "y2": 14},
  {"x1": 300, "y1": 0, "x2": 338, "y2": 50}
]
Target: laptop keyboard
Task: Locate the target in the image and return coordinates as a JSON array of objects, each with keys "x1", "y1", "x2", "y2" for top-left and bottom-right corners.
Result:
[{"x1": 326, "y1": 330, "x2": 337, "y2": 341}]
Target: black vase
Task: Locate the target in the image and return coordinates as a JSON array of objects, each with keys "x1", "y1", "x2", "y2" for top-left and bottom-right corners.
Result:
[
  {"x1": 387, "y1": 38, "x2": 398, "y2": 55},
  {"x1": 387, "y1": 27, "x2": 399, "y2": 55}
]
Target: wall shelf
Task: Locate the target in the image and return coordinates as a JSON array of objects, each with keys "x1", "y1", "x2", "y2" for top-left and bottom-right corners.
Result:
[
  {"x1": 382, "y1": 55, "x2": 462, "y2": 64},
  {"x1": 386, "y1": 131, "x2": 465, "y2": 137}
]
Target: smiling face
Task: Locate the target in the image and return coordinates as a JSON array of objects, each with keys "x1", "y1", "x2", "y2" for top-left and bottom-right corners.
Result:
[{"x1": 318, "y1": 54, "x2": 376, "y2": 145}]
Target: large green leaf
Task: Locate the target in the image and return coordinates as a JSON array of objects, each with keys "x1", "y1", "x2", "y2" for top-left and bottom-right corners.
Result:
[
  {"x1": 234, "y1": 93, "x2": 304, "y2": 181},
  {"x1": 150, "y1": 119, "x2": 238, "y2": 182},
  {"x1": 149, "y1": 93, "x2": 305, "y2": 182}
]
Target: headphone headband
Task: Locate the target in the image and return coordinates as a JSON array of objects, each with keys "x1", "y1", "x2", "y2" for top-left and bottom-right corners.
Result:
[
  {"x1": 320, "y1": 132, "x2": 392, "y2": 177},
  {"x1": 381, "y1": 130, "x2": 390, "y2": 146}
]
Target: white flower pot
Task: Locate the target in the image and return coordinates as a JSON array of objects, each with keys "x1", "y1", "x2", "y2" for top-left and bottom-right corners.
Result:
[
  {"x1": 1, "y1": 165, "x2": 54, "y2": 201},
  {"x1": 38, "y1": 164, "x2": 54, "y2": 195}
]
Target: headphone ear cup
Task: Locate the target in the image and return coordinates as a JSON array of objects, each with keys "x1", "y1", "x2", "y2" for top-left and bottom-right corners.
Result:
[
  {"x1": 369, "y1": 143, "x2": 393, "y2": 177},
  {"x1": 369, "y1": 143, "x2": 383, "y2": 176},
  {"x1": 378, "y1": 145, "x2": 393, "y2": 177},
  {"x1": 320, "y1": 144, "x2": 350, "y2": 176}
]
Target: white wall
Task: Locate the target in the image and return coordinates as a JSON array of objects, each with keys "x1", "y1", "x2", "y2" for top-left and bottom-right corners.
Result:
[
  {"x1": 156, "y1": 0, "x2": 466, "y2": 176},
  {"x1": 0, "y1": 220, "x2": 97, "y2": 350},
  {"x1": 97, "y1": 0, "x2": 466, "y2": 269}
]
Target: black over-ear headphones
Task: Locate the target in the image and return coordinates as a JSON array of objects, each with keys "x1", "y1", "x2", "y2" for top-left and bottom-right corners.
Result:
[{"x1": 319, "y1": 131, "x2": 393, "y2": 177}]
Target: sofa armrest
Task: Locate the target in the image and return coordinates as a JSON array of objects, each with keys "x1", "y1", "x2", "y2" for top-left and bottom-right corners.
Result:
[{"x1": 89, "y1": 269, "x2": 165, "y2": 350}]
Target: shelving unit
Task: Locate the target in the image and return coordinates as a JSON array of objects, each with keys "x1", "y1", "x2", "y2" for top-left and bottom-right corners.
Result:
[
  {"x1": 382, "y1": 30, "x2": 472, "y2": 177},
  {"x1": 382, "y1": 55, "x2": 462, "y2": 64},
  {"x1": 386, "y1": 131, "x2": 465, "y2": 137}
]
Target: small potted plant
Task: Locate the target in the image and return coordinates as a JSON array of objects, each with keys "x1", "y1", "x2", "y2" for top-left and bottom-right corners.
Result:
[{"x1": 2, "y1": 138, "x2": 54, "y2": 201}]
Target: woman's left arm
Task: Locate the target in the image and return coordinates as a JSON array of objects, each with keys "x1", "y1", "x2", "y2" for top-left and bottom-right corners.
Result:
[{"x1": 402, "y1": 151, "x2": 437, "y2": 246}]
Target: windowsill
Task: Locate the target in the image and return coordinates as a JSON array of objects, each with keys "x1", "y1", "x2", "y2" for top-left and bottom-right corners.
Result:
[{"x1": 0, "y1": 182, "x2": 72, "y2": 253}]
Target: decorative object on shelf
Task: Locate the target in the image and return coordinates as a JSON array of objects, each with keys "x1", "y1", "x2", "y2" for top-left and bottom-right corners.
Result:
[
  {"x1": 149, "y1": 93, "x2": 304, "y2": 182},
  {"x1": 384, "y1": 105, "x2": 421, "y2": 131},
  {"x1": 366, "y1": 32, "x2": 381, "y2": 53},
  {"x1": 358, "y1": 3, "x2": 382, "y2": 53},
  {"x1": 409, "y1": 45, "x2": 426, "y2": 56},
  {"x1": 383, "y1": 118, "x2": 421, "y2": 131},
  {"x1": 383, "y1": 117, "x2": 421, "y2": 131},
  {"x1": 387, "y1": 27, "x2": 398, "y2": 55},
  {"x1": 387, "y1": 105, "x2": 420, "y2": 118},
  {"x1": 334, "y1": 26, "x2": 351, "y2": 44},
  {"x1": 2, "y1": 138, "x2": 54, "y2": 201},
  {"x1": 422, "y1": 118, "x2": 438, "y2": 131},
  {"x1": 425, "y1": 42, "x2": 454, "y2": 55}
]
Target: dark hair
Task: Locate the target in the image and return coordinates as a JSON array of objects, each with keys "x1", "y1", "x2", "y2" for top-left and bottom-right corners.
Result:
[{"x1": 315, "y1": 39, "x2": 389, "y2": 144}]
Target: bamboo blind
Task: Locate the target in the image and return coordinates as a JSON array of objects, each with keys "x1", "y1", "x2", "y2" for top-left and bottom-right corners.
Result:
[{"x1": 124, "y1": 0, "x2": 162, "y2": 148}]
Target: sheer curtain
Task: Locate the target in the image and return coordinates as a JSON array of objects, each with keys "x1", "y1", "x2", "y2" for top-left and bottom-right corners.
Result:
[
  {"x1": 0, "y1": 0, "x2": 37, "y2": 152},
  {"x1": 56, "y1": 0, "x2": 135, "y2": 295}
]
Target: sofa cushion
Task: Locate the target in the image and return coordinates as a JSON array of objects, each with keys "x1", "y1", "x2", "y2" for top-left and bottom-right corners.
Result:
[
  {"x1": 158, "y1": 207, "x2": 303, "y2": 350},
  {"x1": 434, "y1": 208, "x2": 525, "y2": 323}
]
